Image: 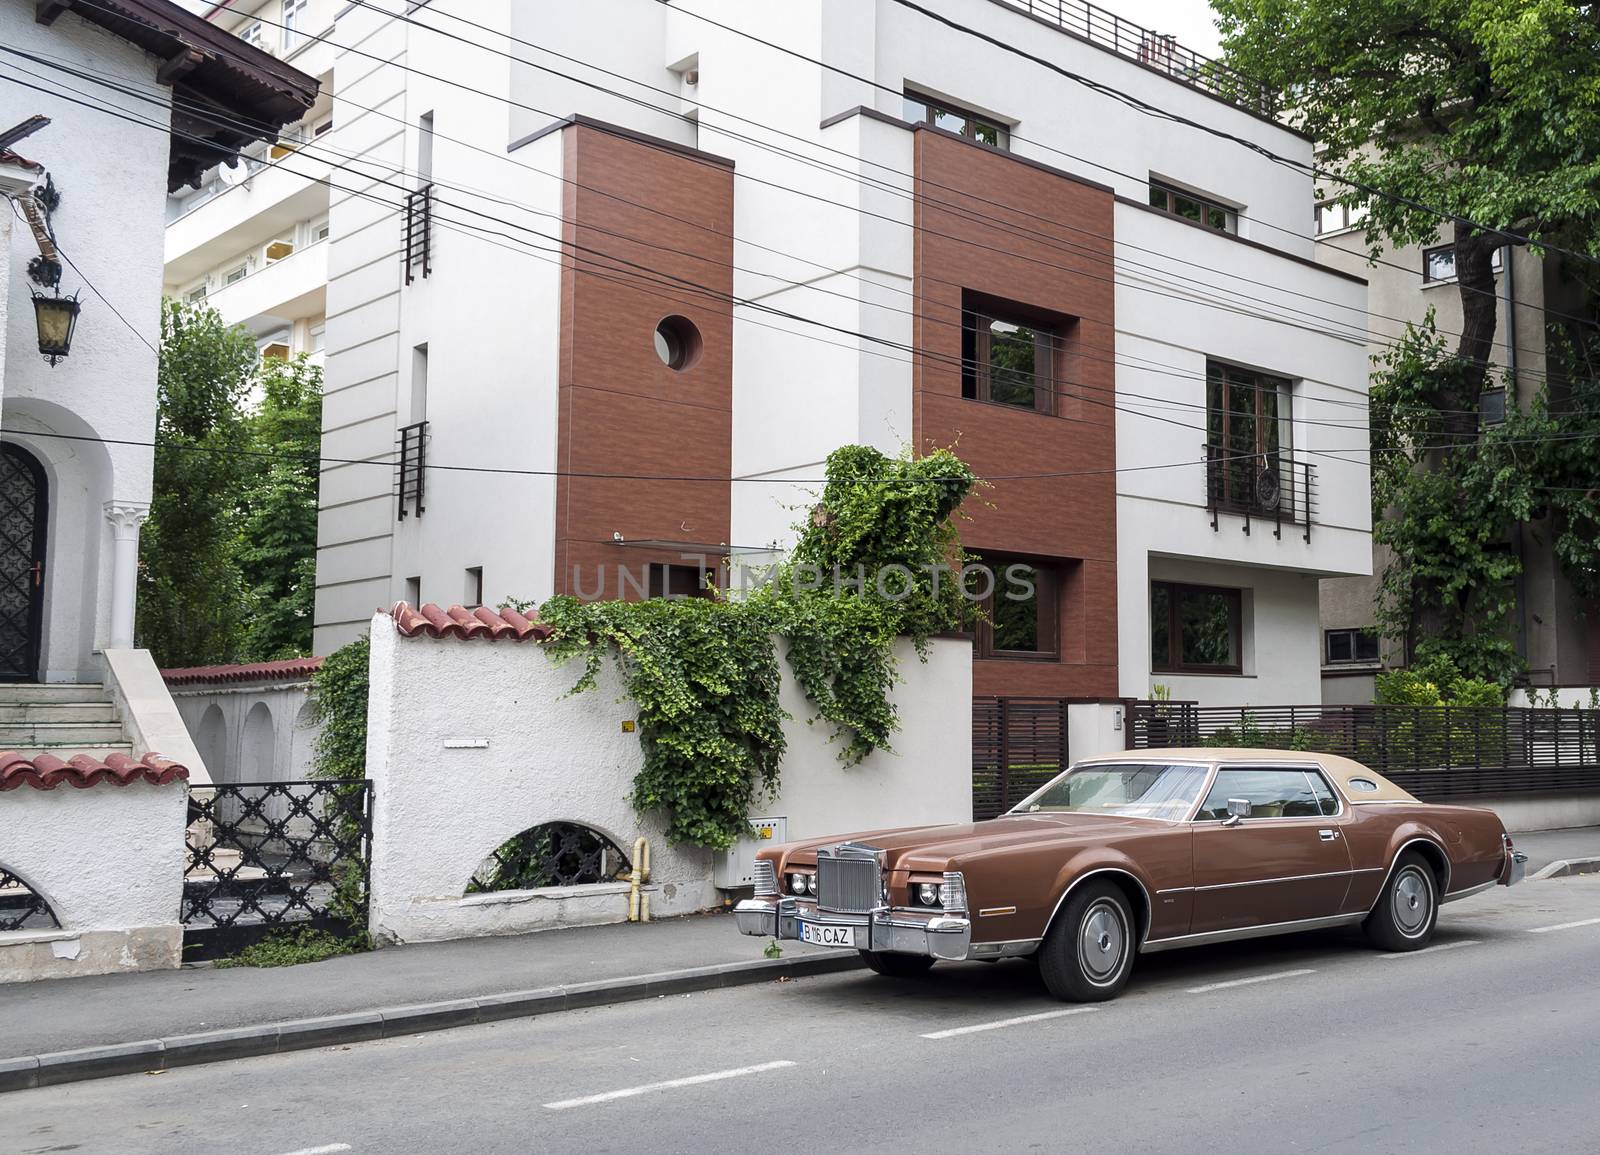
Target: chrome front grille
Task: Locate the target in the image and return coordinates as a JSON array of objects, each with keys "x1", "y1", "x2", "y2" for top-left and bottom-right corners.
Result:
[{"x1": 815, "y1": 846, "x2": 882, "y2": 913}]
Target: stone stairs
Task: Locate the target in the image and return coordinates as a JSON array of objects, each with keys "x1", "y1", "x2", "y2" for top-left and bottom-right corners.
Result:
[{"x1": 0, "y1": 683, "x2": 133, "y2": 762}]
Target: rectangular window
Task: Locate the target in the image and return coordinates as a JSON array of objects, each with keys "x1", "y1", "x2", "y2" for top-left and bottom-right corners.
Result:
[
  {"x1": 404, "y1": 576, "x2": 421, "y2": 606},
  {"x1": 1206, "y1": 360, "x2": 1292, "y2": 512},
  {"x1": 1423, "y1": 243, "x2": 1503, "y2": 283},
  {"x1": 185, "y1": 284, "x2": 208, "y2": 303},
  {"x1": 224, "y1": 263, "x2": 248, "y2": 285},
  {"x1": 1314, "y1": 199, "x2": 1367, "y2": 235},
  {"x1": 902, "y1": 90, "x2": 1009, "y2": 149},
  {"x1": 972, "y1": 555, "x2": 1059, "y2": 660},
  {"x1": 417, "y1": 111, "x2": 435, "y2": 188},
  {"x1": 648, "y1": 564, "x2": 714, "y2": 599},
  {"x1": 1478, "y1": 388, "x2": 1507, "y2": 427},
  {"x1": 465, "y1": 566, "x2": 484, "y2": 609},
  {"x1": 311, "y1": 217, "x2": 330, "y2": 243},
  {"x1": 1324, "y1": 627, "x2": 1379, "y2": 664},
  {"x1": 410, "y1": 343, "x2": 429, "y2": 425},
  {"x1": 240, "y1": 21, "x2": 265, "y2": 48},
  {"x1": 281, "y1": 0, "x2": 309, "y2": 51},
  {"x1": 1151, "y1": 581, "x2": 1242, "y2": 674},
  {"x1": 1149, "y1": 179, "x2": 1236, "y2": 234},
  {"x1": 961, "y1": 294, "x2": 1065, "y2": 415}
]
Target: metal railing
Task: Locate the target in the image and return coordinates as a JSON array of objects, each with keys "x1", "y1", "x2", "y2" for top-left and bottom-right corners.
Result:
[
  {"x1": 1204, "y1": 444, "x2": 1316, "y2": 542},
  {"x1": 0, "y1": 866, "x2": 57, "y2": 932},
  {"x1": 972, "y1": 697, "x2": 1070, "y2": 819},
  {"x1": 994, "y1": 0, "x2": 1274, "y2": 116},
  {"x1": 403, "y1": 184, "x2": 432, "y2": 284},
  {"x1": 397, "y1": 420, "x2": 428, "y2": 520},
  {"x1": 1125, "y1": 701, "x2": 1600, "y2": 800},
  {"x1": 184, "y1": 780, "x2": 372, "y2": 959}
]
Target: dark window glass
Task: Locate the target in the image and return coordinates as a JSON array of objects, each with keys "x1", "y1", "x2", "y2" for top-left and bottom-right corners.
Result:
[
  {"x1": 1148, "y1": 180, "x2": 1234, "y2": 233},
  {"x1": 1152, "y1": 581, "x2": 1241, "y2": 673},
  {"x1": 975, "y1": 556, "x2": 1058, "y2": 660},
  {"x1": 1304, "y1": 772, "x2": 1340, "y2": 816},
  {"x1": 649, "y1": 565, "x2": 713, "y2": 599},
  {"x1": 1355, "y1": 631, "x2": 1380, "y2": 661},
  {"x1": 1195, "y1": 768, "x2": 1321, "y2": 821},
  {"x1": 903, "y1": 90, "x2": 1009, "y2": 149},
  {"x1": 1206, "y1": 361, "x2": 1292, "y2": 512},
  {"x1": 1424, "y1": 246, "x2": 1456, "y2": 282},
  {"x1": 963, "y1": 305, "x2": 1056, "y2": 414},
  {"x1": 1325, "y1": 628, "x2": 1379, "y2": 664},
  {"x1": 1325, "y1": 629, "x2": 1353, "y2": 663},
  {"x1": 1479, "y1": 389, "x2": 1507, "y2": 426}
]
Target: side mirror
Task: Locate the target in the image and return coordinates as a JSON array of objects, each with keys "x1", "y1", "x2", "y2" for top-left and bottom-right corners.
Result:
[{"x1": 1222, "y1": 798, "x2": 1252, "y2": 826}]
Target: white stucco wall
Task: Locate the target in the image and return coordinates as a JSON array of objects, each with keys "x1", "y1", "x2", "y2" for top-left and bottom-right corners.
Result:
[
  {"x1": 1, "y1": 0, "x2": 168, "y2": 681},
  {"x1": 364, "y1": 612, "x2": 972, "y2": 944},
  {"x1": 0, "y1": 779, "x2": 188, "y2": 982},
  {"x1": 169, "y1": 675, "x2": 317, "y2": 788}
]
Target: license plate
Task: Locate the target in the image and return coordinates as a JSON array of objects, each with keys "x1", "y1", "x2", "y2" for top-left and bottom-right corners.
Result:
[{"x1": 799, "y1": 921, "x2": 857, "y2": 948}]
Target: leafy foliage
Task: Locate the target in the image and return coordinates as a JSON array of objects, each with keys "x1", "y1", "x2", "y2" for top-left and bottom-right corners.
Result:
[
  {"x1": 311, "y1": 633, "x2": 370, "y2": 782},
  {"x1": 1374, "y1": 652, "x2": 1506, "y2": 706},
  {"x1": 538, "y1": 446, "x2": 978, "y2": 850},
  {"x1": 139, "y1": 300, "x2": 322, "y2": 665},
  {"x1": 212, "y1": 927, "x2": 362, "y2": 969}
]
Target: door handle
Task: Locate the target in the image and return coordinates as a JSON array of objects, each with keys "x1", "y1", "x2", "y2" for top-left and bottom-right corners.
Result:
[
  {"x1": 1318, "y1": 829, "x2": 1339, "y2": 842},
  {"x1": 30, "y1": 562, "x2": 42, "y2": 589}
]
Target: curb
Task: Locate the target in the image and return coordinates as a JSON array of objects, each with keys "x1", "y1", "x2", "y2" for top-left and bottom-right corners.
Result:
[
  {"x1": 0, "y1": 949, "x2": 864, "y2": 1094},
  {"x1": 1531, "y1": 856, "x2": 1600, "y2": 880}
]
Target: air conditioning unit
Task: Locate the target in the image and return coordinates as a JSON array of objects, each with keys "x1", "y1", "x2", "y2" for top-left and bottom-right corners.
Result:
[{"x1": 714, "y1": 815, "x2": 787, "y2": 889}]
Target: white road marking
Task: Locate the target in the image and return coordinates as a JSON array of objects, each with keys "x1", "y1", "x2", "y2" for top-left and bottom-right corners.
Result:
[
  {"x1": 1186, "y1": 968, "x2": 1316, "y2": 995},
  {"x1": 1380, "y1": 939, "x2": 1481, "y2": 959},
  {"x1": 920, "y1": 1006, "x2": 1098, "y2": 1039},
  {"x1": 277, "y1": 1145, "x2": 352, "y2": 1155},
  {"x1": 1527, "y1": 917, "x2": 1600, "y2": 934},
  {"x1": 542, "y1": 1060, "x2": 796, "y2": 1110}
]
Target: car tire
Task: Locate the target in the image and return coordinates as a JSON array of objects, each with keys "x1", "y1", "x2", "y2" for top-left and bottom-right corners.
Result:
[
  {"x1": 859, "y1": 950, "x2": 936, "y2": 977},
  {"x1": 1037, "y1": 881, "x2": 1135, "y2": 1002},
  {"x1": 1363, "y1": 851, "x2": 1439, "y2": 952}
]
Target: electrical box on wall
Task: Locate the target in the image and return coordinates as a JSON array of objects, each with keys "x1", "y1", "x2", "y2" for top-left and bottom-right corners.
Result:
[{"x1": 714, "y1": 816, "x2": 787, "y2": 889}]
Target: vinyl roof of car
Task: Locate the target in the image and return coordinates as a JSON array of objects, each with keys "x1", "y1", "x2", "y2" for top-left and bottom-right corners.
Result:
[{"x1": 1080, "y1": 748, "x2": 1418, "y2": 804}]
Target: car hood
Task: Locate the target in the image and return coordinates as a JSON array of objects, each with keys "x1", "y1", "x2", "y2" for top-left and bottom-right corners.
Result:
[{"x1": 775, "y1": 811, "x2": 1164, "y2": 871}]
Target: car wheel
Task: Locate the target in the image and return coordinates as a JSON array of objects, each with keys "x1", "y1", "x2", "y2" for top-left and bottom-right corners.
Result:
[
  {"x1": 859, "y1": 950, "x2": 936, "y2": 977},
  {"x1": 1037, "y1": 882, "x2": 1135, "y2": 1002},
  {"x1": 1363, "y1": 852, "x2": 1439, "y2": 951}
]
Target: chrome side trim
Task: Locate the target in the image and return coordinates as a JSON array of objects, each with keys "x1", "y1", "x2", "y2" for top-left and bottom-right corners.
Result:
[
  {"x1": 1140, "y1": 912, "x2": 1364, "y2": 954},
  {"x1": 977, "y1": 906, "x2": 1017, "y2": 917},
  {"x1": 1441, "y1": 879, "x2": 1496, "y2": 905},
  {"x1": 967, "y1": 937, "x2": 1041, "y2": 958},
  {"x1": 1042, "y1": 867, "x2": 1155, "y2": 946},
  {"x1": 1194, "y1": 868, "x2": 1363, "y2": 892}
]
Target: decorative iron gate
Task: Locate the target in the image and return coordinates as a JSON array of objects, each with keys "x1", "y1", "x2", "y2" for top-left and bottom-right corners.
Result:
[
  {"x1": 972, "y1": 697, "x2": 1069, "y2": 819},
  {"x1": 184, "y1": 780, "x2": 372, "y2": 960},
  {"x1": 0, "y1": 865, "x2": 58, "y2": 932}
]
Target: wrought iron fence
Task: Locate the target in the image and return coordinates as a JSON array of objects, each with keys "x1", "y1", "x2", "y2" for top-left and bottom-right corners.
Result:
[
  {"x1": 466, "y1": 822, "x2": 633, "y2": 893},
  {"x1": 1125, "y1": 701, "x2": 1600, "y2": 799},
  {"x1": 184, "y1": 780, "x2": 372, "y2": 959},
  {"x1": 1204, "y1": 444, "x2": 1316, "y2": 542},
  {"x1": 973, "y1": 697, "x2": 1069, "y2": 819},
  {"x1": 0, "y1": 866, "x2": 57, "y2": 932},
  {"x1": 996, "y1": 0, "x2": 1274, "y2": 116}
]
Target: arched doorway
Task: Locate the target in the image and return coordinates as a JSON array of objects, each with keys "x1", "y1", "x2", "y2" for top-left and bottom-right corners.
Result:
[{"x1": 0, "y1": 443, "x2": 48, "y2": 683}]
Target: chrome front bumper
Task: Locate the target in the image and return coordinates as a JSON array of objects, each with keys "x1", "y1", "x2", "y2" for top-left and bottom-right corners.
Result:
[
  {"x1": 734, "y1": 897, "x2": 972, "y2": 961},
  {"x1": 1501, "y1": 850, "x2": 1528, "y2": 887}
]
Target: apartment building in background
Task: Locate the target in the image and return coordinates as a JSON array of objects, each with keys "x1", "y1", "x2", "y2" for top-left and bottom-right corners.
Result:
[
  {"x1": 165, "y1": 0, "x2": 1373, "y2": 705},
  {"x1": 1316, "y1": 205, "x2": 1595, "y2": 701}
]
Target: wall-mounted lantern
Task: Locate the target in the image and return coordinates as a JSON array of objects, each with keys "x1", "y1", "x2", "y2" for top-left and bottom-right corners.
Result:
[{"x1": 31, "y1": 289, "x2": 80, "y2": 366}]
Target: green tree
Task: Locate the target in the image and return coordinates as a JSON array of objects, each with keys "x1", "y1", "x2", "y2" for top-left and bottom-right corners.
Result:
[
  {"x1": 239, "y1": 356, "x2": 323, "y2": 659},
  {"x1": 138, "y1": 300, "x2": 256, "y2": 667},
  {"x1": 1215, "y1": 0, "x2": 1600, "y2": 676}
]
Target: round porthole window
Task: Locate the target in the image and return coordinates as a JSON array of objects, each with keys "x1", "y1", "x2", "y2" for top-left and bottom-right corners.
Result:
[
  {"x1": 653, "y1": 315, "x2": 702, "y2": 371},
  {"x1": 1349, "y1": 777, "x2": 1379, "y2": 792}
]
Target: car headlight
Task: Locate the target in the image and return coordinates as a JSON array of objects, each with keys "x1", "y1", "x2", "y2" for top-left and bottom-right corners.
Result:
[
  {"x1": 789, "y1": 872, "x2": 809, "y2": 895},
  {"x1": 917, "y1": 882, "x2": 942, "y2": 906}
]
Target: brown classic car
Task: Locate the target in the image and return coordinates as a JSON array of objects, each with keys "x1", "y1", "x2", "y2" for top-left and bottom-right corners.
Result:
[{"x1": 735, "y1": 749, "x2": 1527, "y2": 1001}]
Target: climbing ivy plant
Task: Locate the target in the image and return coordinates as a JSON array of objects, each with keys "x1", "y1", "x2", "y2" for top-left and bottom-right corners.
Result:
[{"x1": 538, "y1": 445, "x2": 978, "y2": 850}]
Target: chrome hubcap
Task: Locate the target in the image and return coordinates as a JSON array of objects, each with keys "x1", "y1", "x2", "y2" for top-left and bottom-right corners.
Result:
[
  {"x1": 1079, "y1": 900, "x2": 1126, "y2": 983},
  {"x1": 1393, "y1": 867, "x2": 1432, "y2": 936}
]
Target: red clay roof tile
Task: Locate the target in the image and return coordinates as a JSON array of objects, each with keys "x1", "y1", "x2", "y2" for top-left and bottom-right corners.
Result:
[
  {"x1": 386, "y1": 602, "x2": 553, "y2": 642},
  {"x1": 162, "y1": 657, "x2": 325, "y2": 686},
  {"x1": 0, "y1": 751, "x2": 190, "y2": 791}
]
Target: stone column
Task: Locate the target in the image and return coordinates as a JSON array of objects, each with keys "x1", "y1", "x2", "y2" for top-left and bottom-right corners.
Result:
[{"x1": 104, "y1": 501, "x2": 150, "y2": 649}]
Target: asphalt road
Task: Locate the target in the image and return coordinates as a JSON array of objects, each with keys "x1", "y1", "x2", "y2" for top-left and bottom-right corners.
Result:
[{"x1": 4, "y1": 875, "x2": 1598, "y2": 1155}]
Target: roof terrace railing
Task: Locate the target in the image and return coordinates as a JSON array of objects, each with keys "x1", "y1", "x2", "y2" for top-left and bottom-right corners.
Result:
[{"x1": 994, "y1": 0, "x2": 1275, "y2": 117}]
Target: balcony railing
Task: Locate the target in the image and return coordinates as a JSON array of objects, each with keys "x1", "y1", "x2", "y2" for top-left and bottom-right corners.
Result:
[
  {"x1": 397, "y1": 420, "x2": 428, "y2": 520},
  {"x1": 995, "y1": 0, "x2": 1274, "y2": 117},
  {"x1": 403, "y1": 185, "x2": 432, "y2": 285},
  {"x1": 1204, "y1": 443, "x2": 1315, "y2": 542}
]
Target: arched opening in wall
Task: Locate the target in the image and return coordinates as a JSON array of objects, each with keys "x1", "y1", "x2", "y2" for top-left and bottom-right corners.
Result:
[
  {"x1": 0, "y1": 443, "x2": 50, "y2": 682},
  {"x1": 465, "y1": 822, "x2": 633, "y2": 894},
  {"x1": 196, "y1": 704, "x2": 228, "y2": 783},
  {"x1": 241, "y1": 701, "x2": 276, "y2": 783},
  {"x1": 0, "y1": 863, "x2": 60, "y2": 931}
]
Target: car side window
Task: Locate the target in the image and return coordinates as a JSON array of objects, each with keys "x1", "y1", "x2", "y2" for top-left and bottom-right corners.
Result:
[
  {"x1": 1194, "y1": 768, "x2": 1323, "y2": 821},
  {"x1": 1303, "y1": 770, "x2": 1340, "y2": 816}
]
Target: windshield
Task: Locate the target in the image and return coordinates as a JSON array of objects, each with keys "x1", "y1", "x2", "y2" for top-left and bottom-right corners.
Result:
[{"x1": 1011, "y1": 762, "x2": 1212, "y2": 821}]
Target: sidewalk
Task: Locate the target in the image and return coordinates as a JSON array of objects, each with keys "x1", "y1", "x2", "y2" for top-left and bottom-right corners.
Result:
[
  {"x1": 1511, "y1": 825, "x2": 1600, "y2": 876},
  {"x1": 0, "y1": 910, "x2": 854, "y2": 1091}
]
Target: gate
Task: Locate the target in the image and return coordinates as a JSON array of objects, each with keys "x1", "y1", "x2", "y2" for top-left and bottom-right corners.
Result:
[
  {"x1": 184, "y1": 780, "x2": 372, "y2": 960},
  {"x1": 972, "y1": 697, "x2": 1069, "y2": 819}
]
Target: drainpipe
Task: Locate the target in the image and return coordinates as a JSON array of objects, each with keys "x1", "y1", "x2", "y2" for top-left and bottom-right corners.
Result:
[
  {"x1": 1504, "y1": 249, "x2": 1531, "y2": 669},
  {"x1": 628, "y1": 837, "x2": 652, "y2": 922}
]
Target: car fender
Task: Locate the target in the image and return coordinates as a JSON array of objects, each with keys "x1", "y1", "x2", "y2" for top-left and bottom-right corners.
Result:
[{"x1": 1043, "y1": 851, "x2": 1155, "y2": 945}]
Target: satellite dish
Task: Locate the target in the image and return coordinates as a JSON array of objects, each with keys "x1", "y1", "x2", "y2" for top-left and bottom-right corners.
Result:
[{"x1": 219, "y1": 160, "x2": 249, "y2": 187}]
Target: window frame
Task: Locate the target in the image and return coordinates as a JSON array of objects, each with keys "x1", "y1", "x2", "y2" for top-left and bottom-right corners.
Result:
[
  {"x1": 1478, "y1": 388, "x2": 1507, "y2": 427},
  {"x1": 963, "y1": 307, "x2": 1058, "y2": 415},
  {"x1": 972, "y1": 554, "x2": 1060, "y2": 662},
  {"x1": 1314, "y1": 199, "x2": 1368, "y2": 236},
  {"x1": 1323, "y1": 627, "x2": 1379, "y2": 665},
  {"x1": 1148, "y1": 179, "x2": 1237, "y2": 234},
  {"x1": 281, "y1": 0, "x2": 309, "y2": 50},
  {"x1": 1422, "y1": 243, "x2": 1504, "y2": 284},
  {"x1": 902, "y1": 90, "x2": 1010, "y2": 150},
  {"x1": 1150, "y1": 580, "x2": 1243, "y2": 675},
  {"x1": 1192, "y1": 765, "x2": 1344, "y2": 823}
]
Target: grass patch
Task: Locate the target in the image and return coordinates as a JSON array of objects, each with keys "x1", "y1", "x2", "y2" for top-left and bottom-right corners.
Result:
[{"x1": 212, "y1": 927, "x2": 365, "y2": 969}]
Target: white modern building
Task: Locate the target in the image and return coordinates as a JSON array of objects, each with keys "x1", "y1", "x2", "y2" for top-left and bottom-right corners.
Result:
[{"x1": 169, "y1": 0, "x2": 1371, "y2": 706}]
